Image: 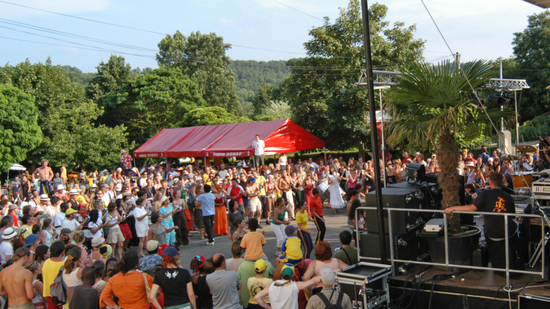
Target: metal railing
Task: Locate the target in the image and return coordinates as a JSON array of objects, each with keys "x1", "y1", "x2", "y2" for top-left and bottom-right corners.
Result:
[{"x1": 355, "y1": 206, "x2": 546, "y2": 288}]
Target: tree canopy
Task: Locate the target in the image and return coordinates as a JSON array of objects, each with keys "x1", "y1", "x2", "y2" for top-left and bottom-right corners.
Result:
[
  {"x1": 0, "y1": 59, "x2": 128, "y2": 169},
  {"x1": 106, "y1": 68, "x2": 207, "y2": 143},
  {"x1": 513, "y1": 11, "x2": 550, "y2": 121},
  {"x1": 279, "y1": 0, "x2": 425, "y2": 150},
  {"x1": 0, "y1": 84, "x2": 42, "y2": 171},
  {"x1": 157, "y1": 31, "x2": 242, "y2": 115},
  {"x1": 182, "y1": 106, "x2": 251, "y2": 127}
]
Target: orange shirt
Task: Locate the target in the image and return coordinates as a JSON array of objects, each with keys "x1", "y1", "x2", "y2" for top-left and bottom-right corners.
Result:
[
  {"x1": 99, "y1": 271, "x2": 153, "y2": 309},
  {"x1": 241, "y1": 231, "x2": 267, "y2": 259},
  {"x1": 310, "y1": 196, "x2": 323, "y2": 217}
]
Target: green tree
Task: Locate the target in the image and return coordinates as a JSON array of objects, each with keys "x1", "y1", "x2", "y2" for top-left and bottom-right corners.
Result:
[
  {"x1": 0, "y1": 59, "x2": 128, "y2": 169},
  {"x1": 87, "y1": 55, "x2": 137, "y2": 126},
  {"x1": 282, "y1": 0, "x2": 425, "y2": 150},
  {"x1": 513, "y1": 11, "x2": 550, "y2": 121},
  {"x1": 386, "y1": 60, "x2": 494, "y2": 232},
  {"x1": 157, "y1": 31, "x2": 242, "y2": 115},
  {"x1": 182, "y1": 106, "x2": 250, "y2": 127},
  {"x1": 108, "y1": 68, "x2": 207, "y2": 143},
  {"x1": 262, "y1": 100, "x2": 292, "y2": 120},
  {"x1": 0, "y1": 84, "x2": 42, "y2": 171}
]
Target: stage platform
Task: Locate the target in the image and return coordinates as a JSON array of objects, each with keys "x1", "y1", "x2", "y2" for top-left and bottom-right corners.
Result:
[{"x1": 387, "y1": 265, "x2": 550, "y2": 309}]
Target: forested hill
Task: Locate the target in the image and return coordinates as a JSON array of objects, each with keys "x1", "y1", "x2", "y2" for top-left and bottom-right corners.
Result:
[{"x1": 230, "y1": 60, "x2": 290, "y2": 115}]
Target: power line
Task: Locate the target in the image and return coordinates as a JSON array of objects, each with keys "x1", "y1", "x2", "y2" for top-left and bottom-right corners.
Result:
[
  {"x1": 271, "y1": 0, "x2": 324, "y2": 22},
  {"x1": 419, "y1": 0, "x2": 500, "y2": 134},
  {"x1": 0, "y1": 0, "x2": 167, "y2": 35},
  {"x1": 0, "y1": 18, "x2": 157, "y2": 52},
  {"x1": 0, "y1": 35, "x2": 156, "y2": 59}
]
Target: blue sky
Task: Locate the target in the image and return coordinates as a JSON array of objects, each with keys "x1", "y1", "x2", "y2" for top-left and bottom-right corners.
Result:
[{"x1": 0, "y1": 0, "x2": 546, "y2": 73}]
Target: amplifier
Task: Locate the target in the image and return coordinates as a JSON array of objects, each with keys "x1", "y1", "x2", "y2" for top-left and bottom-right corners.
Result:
[{"x1": 533, "y1": 177, "x2": 550, "y2": 200}]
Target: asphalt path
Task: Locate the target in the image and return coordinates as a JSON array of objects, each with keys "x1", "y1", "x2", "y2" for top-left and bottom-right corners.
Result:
[{"x1": 178, "y1": 206, "x2": 352, "y2": 269}]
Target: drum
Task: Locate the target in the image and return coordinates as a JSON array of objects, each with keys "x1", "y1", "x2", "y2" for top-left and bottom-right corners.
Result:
[
  {"x1": 318, "y1": 180, "x2": 329, "y2": 192},
  {"x1": 512, "y1": 172, "x2": 533, "y2": 188}
]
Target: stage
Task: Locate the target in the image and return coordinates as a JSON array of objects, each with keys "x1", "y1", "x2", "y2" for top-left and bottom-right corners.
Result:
[{"x1": 387, "y1": 265, "x2": 550, "y2": 309}]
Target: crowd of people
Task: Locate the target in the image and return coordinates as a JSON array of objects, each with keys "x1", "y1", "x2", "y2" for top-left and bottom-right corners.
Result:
[{"x1": 0, "y1": 139, "x2": 543, "y2": 309}]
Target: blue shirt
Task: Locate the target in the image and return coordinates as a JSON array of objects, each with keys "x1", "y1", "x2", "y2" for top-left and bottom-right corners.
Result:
[{"x1": 197, "y1": 192, "x2": 215, "y2": 216}]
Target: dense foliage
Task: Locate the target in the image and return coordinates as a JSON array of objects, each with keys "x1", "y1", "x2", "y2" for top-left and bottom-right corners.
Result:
[
  {"x1": 277, "y1": 0, "x2": 425, "y2": 150},
  {"x1": 513, "y1": 11, "x2": 550, "y2": 122},
  {"x1": 229, "y1": 60, "x2": 289, "y2": 117},
  {"x1": 0, "y1": 85, "x2": 42, "y2": 171}
]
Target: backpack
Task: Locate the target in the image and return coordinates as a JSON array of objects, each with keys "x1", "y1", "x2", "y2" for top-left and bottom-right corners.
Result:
[
  {"x1": 317, "y1": 289, "x2": 344, "y2": 309},
  {"x1": 50, "y1": 266, "x2": 67, "y2": 305}
]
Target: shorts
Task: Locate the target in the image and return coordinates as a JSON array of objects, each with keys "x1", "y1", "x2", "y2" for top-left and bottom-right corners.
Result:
[
  {"x1": 135, "y1": 224, "x2": 149, "y2": 238},
  {"x1": 248, "y1": 303, "x2": 265, "y2": 309},
  {"x1": 249, "y1": 198, "x2": 262, "y2": 212},
  {"x1": 106, "y1": 227, "x2": 125, "y2": 243},
  {"x1": 8, "y1": 303, "x2": 34, "y2": 309},
  {"x1": 194, "y1": 209, "x2": 204, "y2": 228}
]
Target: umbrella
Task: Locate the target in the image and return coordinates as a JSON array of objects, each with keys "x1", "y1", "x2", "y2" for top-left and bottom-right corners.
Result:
[{"x1": 7, "y1": 163, "x2": 26, "y2": 183}]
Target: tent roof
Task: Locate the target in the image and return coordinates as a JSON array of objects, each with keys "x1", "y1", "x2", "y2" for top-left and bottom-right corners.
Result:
[{"x1": 134, "y1": 119, "x2": 325, "y2": 158}]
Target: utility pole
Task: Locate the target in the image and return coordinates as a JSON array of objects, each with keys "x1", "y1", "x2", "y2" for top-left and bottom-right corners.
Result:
[{"x1": 360, "y1": 0, "x2": 387, "y2": 264}]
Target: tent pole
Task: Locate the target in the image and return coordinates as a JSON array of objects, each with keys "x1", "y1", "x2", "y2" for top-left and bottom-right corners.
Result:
[{"x1": 324, "y1": 147, "x2": 327, "y2": 164}]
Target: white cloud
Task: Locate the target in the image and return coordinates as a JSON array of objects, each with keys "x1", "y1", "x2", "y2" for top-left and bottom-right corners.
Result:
[{"x1": 0, "y1": 0, "x2": 111, "y2": 18}]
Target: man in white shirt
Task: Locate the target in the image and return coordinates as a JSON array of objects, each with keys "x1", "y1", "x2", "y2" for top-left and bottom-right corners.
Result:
[
  {"x1": 60, "y1": 208, "x2": 81, "y2": 232},
  {"x1": 252, "y1": 134, "x2": 265, "y2": 169}
]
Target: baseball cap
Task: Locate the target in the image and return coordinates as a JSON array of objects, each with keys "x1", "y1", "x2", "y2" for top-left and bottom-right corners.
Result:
[
  {"x1": 60, "y1": 228, "x2": 71, "y2": 234},
  {"x1": 281, "y1": 263, "x2": 295, "y2": 279},
  {"x1": 65, "y1": 208, "x2": 77, "y2": 216},
  {"x1": 24, "y1": 234, "x2": 39, "y2": 247},
  {"x1": 320, "y1": 267, "x2": 336, "y2": 286},
  {"x1": 146, "y1": 240, "x2": 159, "y2": 252},
  {"x1": 285, "y1": 225, "x2": 297, "y2": 236},
  {"x1": 254, "y1": 259, "x2": 267, "y2": 273},
  {"x1": 162, "y1": 246, "x2": 179, "y2": 258}
]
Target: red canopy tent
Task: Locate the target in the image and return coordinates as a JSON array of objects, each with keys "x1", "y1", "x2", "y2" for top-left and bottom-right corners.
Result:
[{"x1": 133, "y1": 119, "x2": 325, "y2": 159}]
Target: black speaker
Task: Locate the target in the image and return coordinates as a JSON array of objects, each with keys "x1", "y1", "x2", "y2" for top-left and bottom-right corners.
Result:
[
  {"x1": 366, "y1": 185, "x2": 429, "y2": 234},
  {"x1": 360, "y1": 232, "x2": 427, "y2": 261}
]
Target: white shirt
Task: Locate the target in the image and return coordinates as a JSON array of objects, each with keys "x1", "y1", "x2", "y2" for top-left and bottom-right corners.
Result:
[
  {"x1": 61, "y1": 218, "x2": 79, "y2": 231},
  {"x1": 268, "y1": 280, "x2": 299, "y2": 309},
  {"x1": 86, "y1": 219, "x2": 103, "y2": 239},
  {"x1": 133, "y1": 207, "x2": 148, "y2": 229},
  {"x1": 54, "y1": 212, "x2": 66, "y2": 227},
  {"x1": 252, "y1": 140, "x2": 265, "y2": 156},
  {"x1": 0, "y1": 241, "x2": 12, "y2": 264}
]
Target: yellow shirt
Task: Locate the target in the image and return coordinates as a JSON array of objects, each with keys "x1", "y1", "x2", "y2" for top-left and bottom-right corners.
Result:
[
  {"x1": 282, "y1": 236, "x2": 303, "y2": 261},
  {"x1": 20, "y1": 224, "x2": 32, "y2": 238},
  {"x1": 256, "y1": 176, "x2": 266, "y2": 196},
  {"x1": 241, "y1": 232, "x2": 266, "y2": 260},
  {"x1": 76, "y1": 195, "x2": 88, "y2": 205},
  {"x1": 42, "y1": 259, "x2": 65, "y2": 297},
  {"x1": 296, "y1": 210, "x2": 309, "y2": 230}
]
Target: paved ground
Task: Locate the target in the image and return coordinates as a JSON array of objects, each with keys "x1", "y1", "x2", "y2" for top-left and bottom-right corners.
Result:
[{"x1": 178, "y1": 207, "x2": 351, "y2": 268}]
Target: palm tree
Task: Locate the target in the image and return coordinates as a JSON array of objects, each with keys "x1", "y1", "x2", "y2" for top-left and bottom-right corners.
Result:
[{"x1": 385, "y1": 59, "x2": 493, "y2": 233}]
